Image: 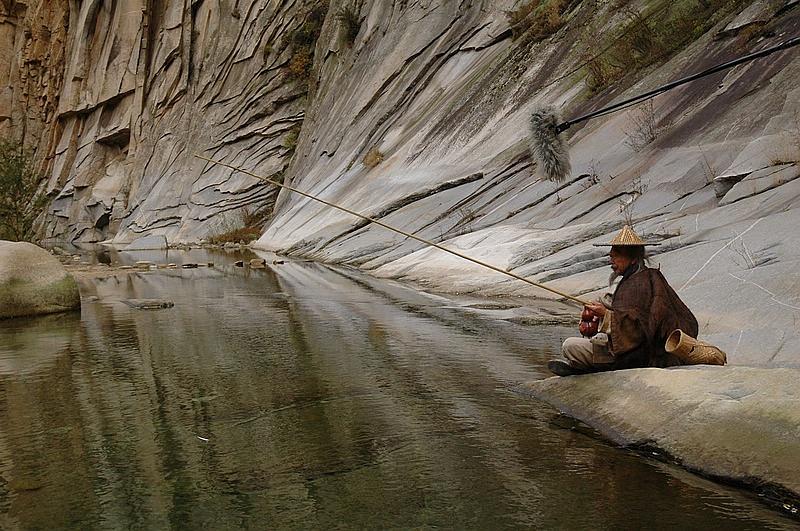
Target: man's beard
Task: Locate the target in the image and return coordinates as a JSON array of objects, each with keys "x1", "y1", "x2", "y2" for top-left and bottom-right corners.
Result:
[{"x1": 608, "y1": 259, "x2": 644, "y2": 285}]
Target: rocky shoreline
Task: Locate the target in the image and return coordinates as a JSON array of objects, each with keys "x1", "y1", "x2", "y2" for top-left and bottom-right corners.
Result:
[{"x1": 519, "y1": 366, "x2": 800, "y2": 519}]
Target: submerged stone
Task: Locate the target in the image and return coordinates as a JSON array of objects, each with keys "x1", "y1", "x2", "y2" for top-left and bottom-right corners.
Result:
[{"x1": 121, "y1": 299, "x2": 175, "y2": 310}]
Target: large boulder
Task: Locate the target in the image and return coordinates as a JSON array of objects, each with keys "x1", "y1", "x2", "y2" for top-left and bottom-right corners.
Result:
[{"x1": 0, "y1": 241, "x2": 81, "y2": 319}]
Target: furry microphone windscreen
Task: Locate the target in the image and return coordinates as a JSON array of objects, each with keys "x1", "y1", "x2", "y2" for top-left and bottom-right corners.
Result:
[{"x1": 528, "y1": 106, "x2": 571, "y2": 183}]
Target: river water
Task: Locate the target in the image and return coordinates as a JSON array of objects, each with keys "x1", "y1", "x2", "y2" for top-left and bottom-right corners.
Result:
[{"x1": 0, "y1": 250, "x2": 795, "y2": 529}]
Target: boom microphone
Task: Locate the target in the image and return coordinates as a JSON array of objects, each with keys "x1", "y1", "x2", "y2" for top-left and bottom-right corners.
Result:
[{"x1": 528, "y1": 106, "x2": 571, "y2": 183}]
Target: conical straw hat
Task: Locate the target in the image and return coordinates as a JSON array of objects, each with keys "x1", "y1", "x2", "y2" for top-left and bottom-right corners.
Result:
[{"x1": 593, "y1": 225, "x2": 660, "y2": 246}]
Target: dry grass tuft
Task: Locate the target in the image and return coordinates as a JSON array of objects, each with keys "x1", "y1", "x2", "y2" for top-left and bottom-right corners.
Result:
[
  {"x1": 622, "y1": 101, "x2": 670, "y2": 152},
  {"x1": 207, "y1": 207, "x2": 270, "y2": 244},
  {"x1": 507, "y1": 0, "x2": 568, "y2": 44},
  {"x1": 363, "y1": 147, "x2": 384, "y2": 168},
  {"x1": 207, "y1": 226, "x2": 263, "y2": 245}
]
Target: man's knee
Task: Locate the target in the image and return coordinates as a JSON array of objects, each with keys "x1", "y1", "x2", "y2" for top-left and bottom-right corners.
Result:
[
  {"x1": 562, "y1": 337, "x2": 591, "y2": 362},
  {"x1": 561, "y1": 336, "x2": 613, "y2": 370}
]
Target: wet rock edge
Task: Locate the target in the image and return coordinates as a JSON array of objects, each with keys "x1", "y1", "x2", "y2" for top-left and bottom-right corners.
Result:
[{"x1": 514, "y1": 376, "x2": 800, "y2": 521}]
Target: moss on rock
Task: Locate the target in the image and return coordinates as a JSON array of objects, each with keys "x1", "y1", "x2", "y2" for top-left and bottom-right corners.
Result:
[
  {"x1": 0, "y1": 274, "x2": 80, "y2": 319},
  {"x1": 0, "y1": 241, "x2": 81, "y2": 319}
]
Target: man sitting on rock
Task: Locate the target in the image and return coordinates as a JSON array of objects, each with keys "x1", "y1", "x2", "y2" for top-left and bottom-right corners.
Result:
[{"x1": 548, "y1": 225, "x2": 698, "y2": 376}]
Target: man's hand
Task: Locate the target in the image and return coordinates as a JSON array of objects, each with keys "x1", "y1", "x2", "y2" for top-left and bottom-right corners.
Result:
[{"x1": 585, "y1": 301, "x2": 606, "y2": 318}]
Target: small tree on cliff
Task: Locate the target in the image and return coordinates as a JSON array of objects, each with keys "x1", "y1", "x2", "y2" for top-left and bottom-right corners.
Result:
[{"x1": 0, "y1": 139, "x2": 46, "y2": 242}]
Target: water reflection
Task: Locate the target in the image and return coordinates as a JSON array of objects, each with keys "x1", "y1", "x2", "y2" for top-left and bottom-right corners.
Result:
[{"x1": 0, "y1": 258, "x2": 795, "y2": 529}]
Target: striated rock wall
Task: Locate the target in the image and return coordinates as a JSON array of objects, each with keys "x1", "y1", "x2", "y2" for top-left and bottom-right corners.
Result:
[
  {"x1": 0, "y1": 0, "x2": 69, "y2": 172},
  {"x1": 2, "y1": 0, "x2": 317, "y2": 243}
]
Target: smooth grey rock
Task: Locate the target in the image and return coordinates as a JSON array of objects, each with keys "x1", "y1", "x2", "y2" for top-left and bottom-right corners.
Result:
[
  {"x1": 712, "y1": 172, "x2": 748, "y2": 198},
  {"x1": 520, "y1": 366, "x2": 800, "y2": 499},
  {"x1": 720, "y1": 0, "x2": 783, "y2": 35},
  {"x1": 0, "y1": 241, "x2": 81, "y2": 319},
  {"x1": 719, "y1": 163, "x2": 800, "y2": 205},
  {"x1": 123, "y1": 235, "x2": 168, "y2": 251}
]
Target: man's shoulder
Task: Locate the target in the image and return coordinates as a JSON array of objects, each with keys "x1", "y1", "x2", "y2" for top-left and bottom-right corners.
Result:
[
  {"x1": 639, "y1": 266, "x2": 681, "y2": 292},
  {"x1": 617, "y1": 266, "x2": 667, "y2": 292},
  {"x1": 634, "y1": 266, "x2": 666, "y2": 280}
]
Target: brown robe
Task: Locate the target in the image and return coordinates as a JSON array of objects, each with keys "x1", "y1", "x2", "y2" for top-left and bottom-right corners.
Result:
[{"x1": 609, "y1": 267, "x2": 698, "y2": 369}]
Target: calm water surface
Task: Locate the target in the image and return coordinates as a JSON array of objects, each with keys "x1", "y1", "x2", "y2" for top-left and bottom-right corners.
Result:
[{"x1": 0, "y1": 250, "x2": 795, "y2": 529}]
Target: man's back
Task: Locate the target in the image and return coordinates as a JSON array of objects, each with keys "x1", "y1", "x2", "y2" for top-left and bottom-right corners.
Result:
[{"x1": 610, "y1": 267, "x2": 698, "y2": 369}]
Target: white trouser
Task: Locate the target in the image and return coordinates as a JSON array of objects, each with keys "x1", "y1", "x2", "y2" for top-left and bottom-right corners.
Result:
[{"x1": 561, "y1": 337, "x2": 614, "y2": 370}]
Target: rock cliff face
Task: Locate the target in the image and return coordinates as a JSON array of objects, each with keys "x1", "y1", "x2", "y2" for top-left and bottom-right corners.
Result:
[
  {"x1": 0, "y1": 0, "x2": 69, "y2": 173},
  {"x1": 3, "y1": 1, "x2": 800, "y2": 365},
  {"x1": 257, "y1": 0, "x2": 800, "y2": 367},
  {"x1": 2, "y1": 0, "x2": 316, "y2": 242}
]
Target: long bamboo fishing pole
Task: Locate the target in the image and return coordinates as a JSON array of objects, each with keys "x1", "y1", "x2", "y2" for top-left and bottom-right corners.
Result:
[{"x1": 195, "y1": 154, "x2": 589, "y2": 306}]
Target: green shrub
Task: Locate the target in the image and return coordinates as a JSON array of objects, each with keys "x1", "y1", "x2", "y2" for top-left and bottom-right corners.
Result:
[
  {"x1": 0, "y1": 139, "x2": 46, "y2": 242},
  {"x1": 284, "y1": 2, "x2": 328, "y2": 81},
  {"x1": 585, "y1": 8, "x2": 663, "y2": 91},
  {"x1": 585, "y1": 0, "x2": 749, "y2": 93},
  {"x1": 283, "y1": 124, "x2": 301, "y2": 152}
]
